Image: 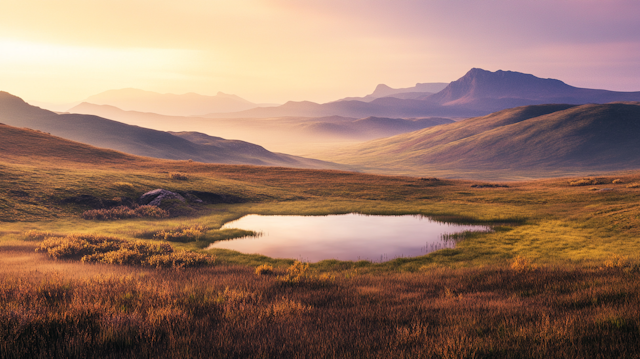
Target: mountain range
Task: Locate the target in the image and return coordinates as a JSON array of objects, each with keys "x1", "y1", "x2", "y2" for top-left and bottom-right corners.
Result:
[
  {"x1": 68, "y1": 102, "x2": 453, "y2": 154},
  {"x1": 336, "y1": 82, "x2": 449, "y2": 102},
  {"x1": 201, "y1": 68, "x2": 640, "y2": 119},
  {"x1": 82, "y1": 88, "x2": 268, "y2": 117},
  {"x1": 321, "y1": 102, "x2": 640, "y2": 177},
  {"x1": 0, "y1": 91, "x2": 345, "y2": 170}
]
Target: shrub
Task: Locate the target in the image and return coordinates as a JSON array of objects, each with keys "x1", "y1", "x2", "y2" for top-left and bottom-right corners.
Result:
[
  {"x1": 82, "y1": 205, "x2": 169, "y2": 220},
  {"x1": 603, "y1": 254, "x2": 629, "y2": 269},
  {"x1": 169, "y1": 172, "x2": 189, "y2": 181},
  {"x1": 35, "y1": 234, "x2": 214, "y2": 269},
  {"x1": 278, "y1": 261, "x2": 309, "y2": 284},
  {"x1": 153, "y1": 225, "x2": 206, "y2": 242},
  {"x1": 569, "y1": 178, "x2": 598, "y2": 186},
  {"x1": 146, "y1": 251, "x2": 215, "y2": 269},
  {"x1": 255, "y1": 264, "x2": 275, "y2": 276},
  {"x1": 510, "y1": 255, "x2": 536, "y2": 272}
]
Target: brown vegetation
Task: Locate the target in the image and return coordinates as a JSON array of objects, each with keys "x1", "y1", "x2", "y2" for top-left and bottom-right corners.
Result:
[
  {"x1": 35, "y1": 234, "x2": 214, "y2": 269},
  {"x1": 169, "y1": 172, "x2": 189, "y2": 180},
  {"x1": 81, "y1": 205, "x2": 169, "y2": 220},
  {"x1": 151, "y1": 225, "x2": 206, "y2": 242},
  {"x1": 1, "y1": 260, "x2": 639, "y2": 358}
]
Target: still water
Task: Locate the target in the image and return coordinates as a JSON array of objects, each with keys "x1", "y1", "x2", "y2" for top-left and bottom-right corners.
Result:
[{"x1": 208, "y1": 213, "x2": 490, "y2": 262}]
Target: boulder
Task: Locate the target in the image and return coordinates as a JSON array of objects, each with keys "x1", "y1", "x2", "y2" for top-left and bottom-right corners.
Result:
[{"x1": 139, "y1": 189, "x2": 185, "y2": 207}]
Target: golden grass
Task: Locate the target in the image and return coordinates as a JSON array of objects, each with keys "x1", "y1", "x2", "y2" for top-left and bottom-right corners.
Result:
[
  {"x1": 35, "y1": 234, "x2": 214, "y2": 269},
  {"x1": 1, "y1": 258, "x2": 639, "y2": 358}
]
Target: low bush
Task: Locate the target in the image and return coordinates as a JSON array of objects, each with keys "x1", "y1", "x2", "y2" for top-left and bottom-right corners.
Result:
[
  {"x1": 153, "y1": 225, "x2": 207, "y2": 242},
  {"x1": 169, "y1": 172, "x2": 189, "y2": 181},
  {"x1": 82, "y1": 205, "x2": 169, "y2": 220},
  {"x1": 146, "y1": 251, "x2": 215, "y2": 269},
  {"x1": 569, "y1": 178, "x2": 598, "y2": 186},
  {"x1": 277, "y1": 261, "x2": 309, "y2": 284},
  {"x1": 255, "y1": 264, "x2": 275, "y2": 276},
  {"x1": 35, "y1": 234, "x2": 214, "y2": 269}
]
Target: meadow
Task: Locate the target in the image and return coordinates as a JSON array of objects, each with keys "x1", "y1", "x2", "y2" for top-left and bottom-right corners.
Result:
[{"x1": 2, "y1": 135, "x2": 640, "y2": 357}]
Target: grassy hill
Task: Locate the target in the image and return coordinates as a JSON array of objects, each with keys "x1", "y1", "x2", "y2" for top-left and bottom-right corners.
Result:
[
  {"x1": 322, "y1": 102, "x2": 640, "y2": 178},
  {"x1": 0, "y1": 91, "x2": 345, "y2": 170}
]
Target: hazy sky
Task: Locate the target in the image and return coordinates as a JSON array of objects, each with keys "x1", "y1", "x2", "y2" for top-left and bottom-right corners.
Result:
[{"x1": 1, "y1": 0, "x2": 639, "y2": 105}]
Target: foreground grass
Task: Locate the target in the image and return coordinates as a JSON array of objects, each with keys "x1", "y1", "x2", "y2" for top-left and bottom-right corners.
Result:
[
  {"x1": 1, "y1": 248, "x2": 639, "y2": 358},
  {"x1": 3, "y1": 142, "x2": 640, "y2": 357}
]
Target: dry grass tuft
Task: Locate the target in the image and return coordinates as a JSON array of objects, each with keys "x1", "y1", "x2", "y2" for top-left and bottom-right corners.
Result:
[
  {"x1": 169, "y1": 172, "x2": 189, "y2": 181},
  {"x1": 255, "y1": 264, "x2": 275, "y2": 276},
  {"x1": 603, "y1": 254, "x2": 629, "y2": 269},
  {"x1": 511, "y1": 255, "x2": 537, "y2": 272},
  {"x1": 569, "y1": 178, "x2": 602, "y2": 186},
  {"x1": 152, "y1": 225, "x2": 206, "y2": 242},
  {"x1": 82, "y1": 205, "x2": 169, "y2": 220},
  {"x1": 35, "y1": 234, "x2": 214, "y2": 269}
]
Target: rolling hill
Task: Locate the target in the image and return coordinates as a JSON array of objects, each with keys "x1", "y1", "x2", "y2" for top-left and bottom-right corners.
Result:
[
  {"x1": 68, "y1": 102, "x2": 453, "y2": 154},
  {"x1": 82, "y1": 88, "x2": 263, "y2": 116},
  {"x1": 0, "y1": 91, "x2": 346, "y2": 170},
  {"x1": 321, "y1": 102, "x2": 640, "y2": 178}
]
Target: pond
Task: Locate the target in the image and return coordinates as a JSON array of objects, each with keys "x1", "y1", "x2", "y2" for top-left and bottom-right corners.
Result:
[{"x1": 207, "y1": 213, "x2": 490, "y2": 262}]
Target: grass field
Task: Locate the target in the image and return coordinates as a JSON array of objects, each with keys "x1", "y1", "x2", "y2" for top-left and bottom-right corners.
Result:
[{"x1": 2, "y1": 128, "x2": 640, "y2": 357}]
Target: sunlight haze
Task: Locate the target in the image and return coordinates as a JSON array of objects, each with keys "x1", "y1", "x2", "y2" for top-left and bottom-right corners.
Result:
[{"x1": 1, "y1": 0, "x2": 639, "y2": 105}]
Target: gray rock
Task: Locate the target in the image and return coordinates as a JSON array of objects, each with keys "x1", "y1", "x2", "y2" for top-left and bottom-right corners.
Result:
[{"x1": 139, "y1": 189, "x2": 185, "y2": 206}]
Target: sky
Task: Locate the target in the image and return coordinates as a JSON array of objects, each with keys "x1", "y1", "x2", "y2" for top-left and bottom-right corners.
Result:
[{"x1": 1, "y1": 0, "x2": 639, "y2": 105}]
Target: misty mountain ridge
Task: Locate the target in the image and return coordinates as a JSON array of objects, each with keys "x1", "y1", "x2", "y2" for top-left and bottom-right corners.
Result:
[
  {"x1": 0, "y1": 91, "x2": 346, "y2": 170},
  {"x1": 82, "y1": 88, "x2": 264, "y2": 117},
  {"x1": 337, "y1": 82, "x2": 449, "y2": 102},
  {"x1": 203, "y1": 68, "x2": 640, "y2": 119},
  {"x1": 68, "y1": 102, "x2": 453, "y2": 153}
]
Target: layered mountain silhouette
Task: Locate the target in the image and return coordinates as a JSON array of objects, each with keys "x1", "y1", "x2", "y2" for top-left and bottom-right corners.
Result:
[
  {"x1": 423, "y1": 68, "x2": 640, "y2": 112},
  {"x1": 68, "y1": 102, "x2": 453, "y2": 154},
  {"x1": 324, "y1": 102, "x2": 640, "y2": 176},
  {"x1": 337, "y1": 82, "x2": 449, "y2": 102},
  {"x1": 203, "y1": 69, "x2": 640, "y2": 119},
  {"x1": 0, "y1": 91, "x2": 346, "y2": 169},
  {"x1": 82, "y1": 88, "x2": 264, "y2": 116}
]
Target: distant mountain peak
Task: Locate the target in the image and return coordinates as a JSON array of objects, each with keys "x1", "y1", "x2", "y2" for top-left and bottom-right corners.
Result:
[{"x1": 430, "y1": 68, "x2": 575, "y2": 106}]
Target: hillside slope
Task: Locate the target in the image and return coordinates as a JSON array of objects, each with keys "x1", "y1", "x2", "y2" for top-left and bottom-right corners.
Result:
[
  {"x1": 323, "y1": 102, "x2": 640, "y2": 175},
  {"x1": 68, "y1": 102, "x2": 453, "y2": 154},
  {"x1": 0, "y1": 91, "x2": 345, "y2": 170}
]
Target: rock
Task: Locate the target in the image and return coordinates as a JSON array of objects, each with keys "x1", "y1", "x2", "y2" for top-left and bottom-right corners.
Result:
[{"x1": 139, "y1": 189, "x2": 185, "y2": 207}]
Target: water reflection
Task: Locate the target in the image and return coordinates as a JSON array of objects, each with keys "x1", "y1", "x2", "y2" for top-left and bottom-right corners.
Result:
[{"x1": 207, "y1": 213, "x2": 490, "y2": 262}]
